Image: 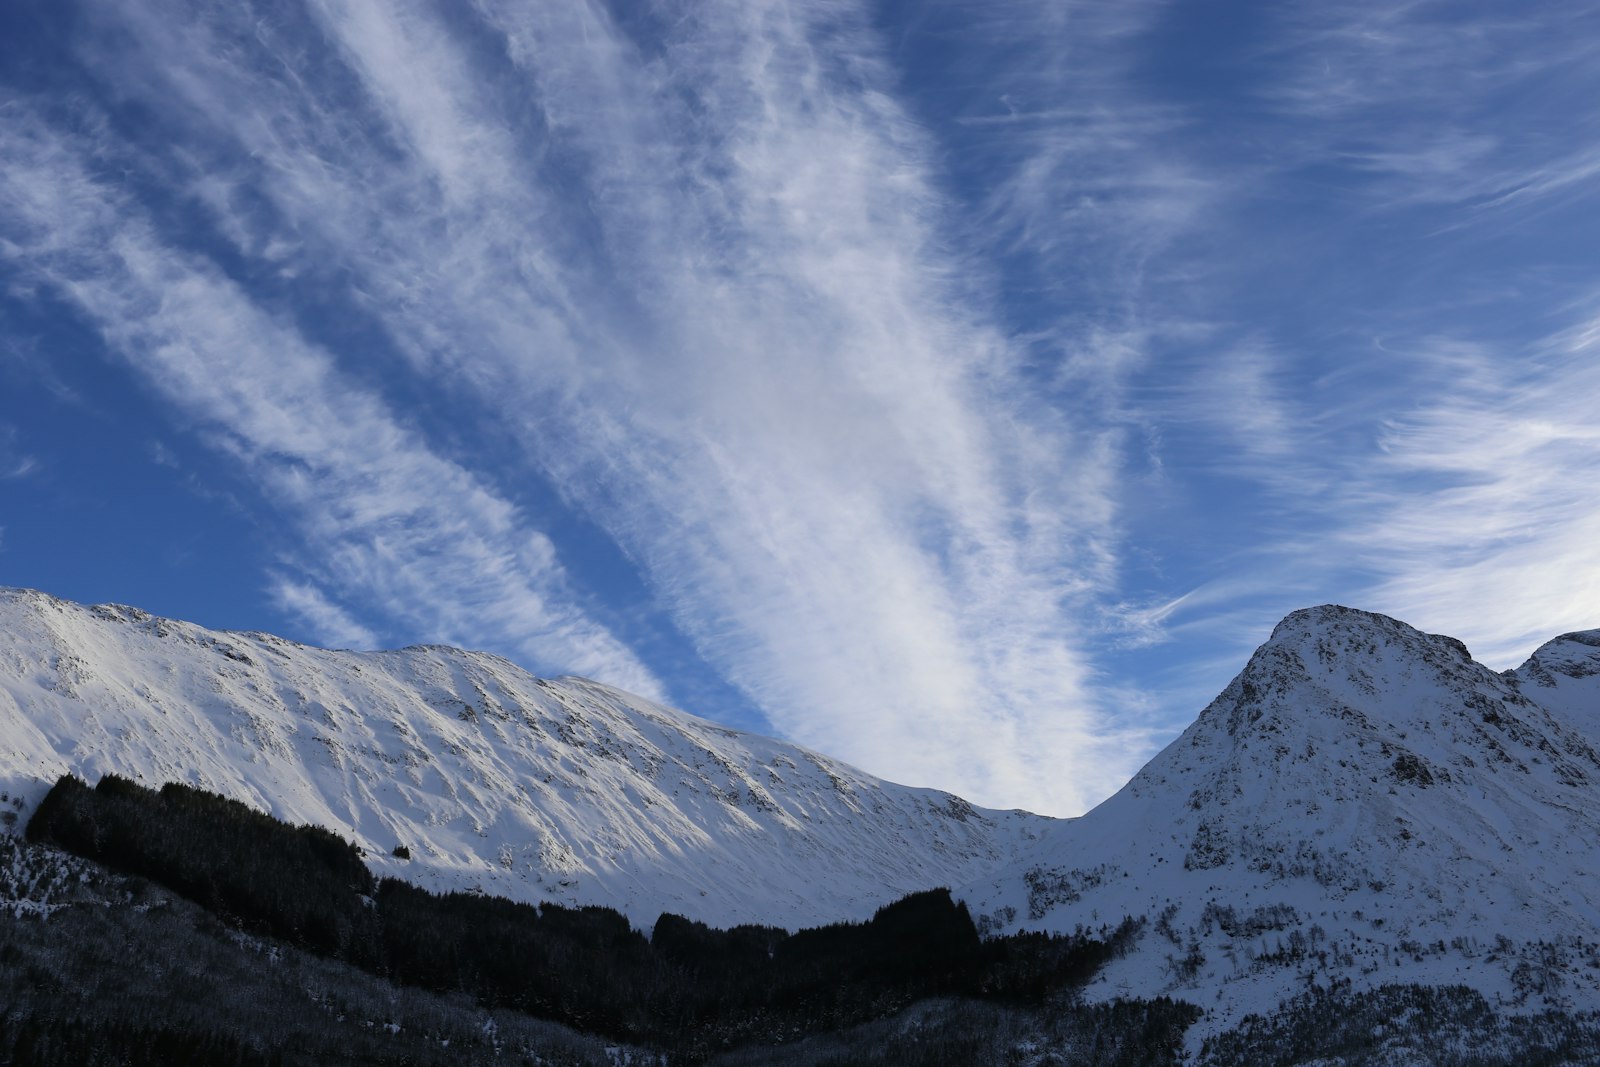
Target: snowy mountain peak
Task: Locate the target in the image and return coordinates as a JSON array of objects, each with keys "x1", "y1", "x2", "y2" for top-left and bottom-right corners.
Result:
[
  {"x1": 1141, "y1": 601, "x2": 1600, "y2": 837},
  {"x1": 1191, "y1": 604, "x2": 1507, "y2": 749},
  {"x1": 1267, "y1": 603, "x2": 1474, "y2": 663},
  {"x1": 965, "y1": 604, "x2": 1600, "y2": 1046},
  {"x1": 1507, "y1": 628, "x2": 1600, "y2": 754},
  {"x1": 1515, "y1": 628, "x2": 1600, "y2": 685}
]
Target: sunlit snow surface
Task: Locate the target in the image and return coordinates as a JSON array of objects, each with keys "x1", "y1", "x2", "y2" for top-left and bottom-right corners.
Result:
[
  {"x1": 4, "y1": 588, "x2": 1600, "y2": 1046},
  {"x1": 961, "y1": 605, "x2": 1600, "y2": 1044},
  {"x1": 0, "y1": 587, "x2": 1045, "y2": 929}
]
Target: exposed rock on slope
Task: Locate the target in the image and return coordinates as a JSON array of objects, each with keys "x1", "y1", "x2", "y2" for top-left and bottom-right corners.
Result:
[
  {"x1": 964, "y1": 605, "x2": 1600, "y2": 1040},
  {"x1": 0, "y1": 587, "x2": 1046, "y2": 928}
]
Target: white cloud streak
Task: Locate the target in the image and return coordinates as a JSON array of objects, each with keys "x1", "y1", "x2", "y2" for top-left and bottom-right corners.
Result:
[
  {"x1": 1351, "y1": 321, "x2": 1600, "y2": 666},
  {"x1": 270, "y1": 577, "x2": 379, "y2": 650},
  {"x1": 0, "y1": 424, "x2": 38, "y2": 480},
  {"x1": 51, "y1": 0, "x2": 1144, "y2": 813},
  {"x1": 1093, "y1": 0, "x2": 1600, "y2": 678},
  {"x1": 0, "y1": 103, "x2": 663, "y2": 699},
  {"x1": 1265, "y1": 1, "x2": 1600, "y2": 219},
  {"x1": 20, "y1": 0, "x2": 1592, "y2": 817}
]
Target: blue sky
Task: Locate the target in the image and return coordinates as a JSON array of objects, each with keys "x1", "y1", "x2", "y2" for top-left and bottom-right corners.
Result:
[{"x1": 2, "y1": 0, "x2": 1598, "y2": 816}]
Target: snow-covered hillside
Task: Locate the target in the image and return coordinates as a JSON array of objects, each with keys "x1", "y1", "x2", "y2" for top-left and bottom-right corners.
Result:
[
  {"x1": 8, "y1": 585, "x2": 1600, "y2": 1048},
  {"x1": 0, "y1": 587, "x2": 1047, "y2": 929},
  {"x1": 964, "y1": 605, "x2": 1600, "y2": 1041}
]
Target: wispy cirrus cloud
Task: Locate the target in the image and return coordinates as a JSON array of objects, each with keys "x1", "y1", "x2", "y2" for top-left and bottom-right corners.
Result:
[
  {"x1": 1095, "y1": 0, "x2": 1600, "y2": 653},
  {"x1": 1264, "y1": 1, "x2": 1600, "y2": 218},
  {"x1": 0, "y1": 103, "x2": 662, "y2": 699},
  {"x1": 1349, "y1": 316, "x2": 1600, "y2": 665},
  {"x1": 7, "y1": 0, "x2": 1595, "y2": 818},
  {"x1": 933, "y1": 0, "x2": 1217, "y2": 362},
  {"x1": 10, "y1": 0, "x2": 1154, "y2": 813},
  {"x1": 0, "y1": 424, "x2": 39, "y2": 480},
  {"x1": 270, "y1": 577, "x2": 379, "y2": 651},
  {"x1": 1223, "y1": 2, "x2": 1600, "y2": 662}
]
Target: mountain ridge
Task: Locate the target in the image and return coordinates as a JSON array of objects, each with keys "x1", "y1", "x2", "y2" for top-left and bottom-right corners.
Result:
[
  {"x1": 0, "y1": 585, "x2": 1047, "y2": 929},
  {"x1": 961, "y1": 603, "x2": 1600, "y2": 1045},
  {"x1": 6, "y1": 586, "x2": 1600, "y2": 1051}
]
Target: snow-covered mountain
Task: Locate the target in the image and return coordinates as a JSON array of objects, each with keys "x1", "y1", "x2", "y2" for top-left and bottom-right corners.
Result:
[
  {"x1": 0, "y1": 587, "x2": 1047, "y2": 929},
  {"x1": 963, "y1": 604, "x2": 1600, "y2": 1041},
  {"x1": 7, "y1": 585, "x2": 1600, "y2": 1046}
]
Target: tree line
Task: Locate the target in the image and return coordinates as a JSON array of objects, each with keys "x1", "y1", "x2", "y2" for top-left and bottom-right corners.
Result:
[{"x1": 26, "y1": 773, "x2": 1144, "y2": 1060}]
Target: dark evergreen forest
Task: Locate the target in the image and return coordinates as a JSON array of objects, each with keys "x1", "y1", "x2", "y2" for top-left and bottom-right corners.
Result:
[
  {"x1": 11, "y1": 773, "x2": 1600, "y2": 1065},
  {"x1": 15, "y1": 773, "x2": 1188, "y2": 1063}
]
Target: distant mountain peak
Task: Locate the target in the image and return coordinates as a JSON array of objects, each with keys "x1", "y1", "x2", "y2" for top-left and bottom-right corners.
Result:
[{"x1": 1517, "y1": 628, "x2": 1600, "y2": 683}]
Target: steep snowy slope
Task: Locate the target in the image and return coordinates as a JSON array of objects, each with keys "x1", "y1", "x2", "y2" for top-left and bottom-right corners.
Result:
[
  {"x1": 1509, "y1": 628, "x2": 1600, "y2": 748},
  {"x1": 0, "y1": 587, "x2": 1047, "y2": 928},
  {"x1": 964, "y1": 605, "x2": 1600, "y2": 1038}
]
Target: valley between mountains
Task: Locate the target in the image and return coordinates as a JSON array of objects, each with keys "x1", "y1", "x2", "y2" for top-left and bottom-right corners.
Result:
[{"x1": 5, "y1": 585, "x2": 1600, "y2": 1059}]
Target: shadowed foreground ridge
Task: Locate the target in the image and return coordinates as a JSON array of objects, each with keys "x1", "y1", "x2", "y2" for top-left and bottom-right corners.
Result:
[{"x1": 16, "y1": 772, "x2": 1184, "y2": 1064}]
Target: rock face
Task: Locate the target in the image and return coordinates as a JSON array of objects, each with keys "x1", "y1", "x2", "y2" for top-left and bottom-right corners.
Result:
[
  {"x1": 962, "y1": 605, "x2": 1600, "y2": 1038},
  {"x1": 0, "y1": 587, "x2": 1046, "y2": 929}
]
